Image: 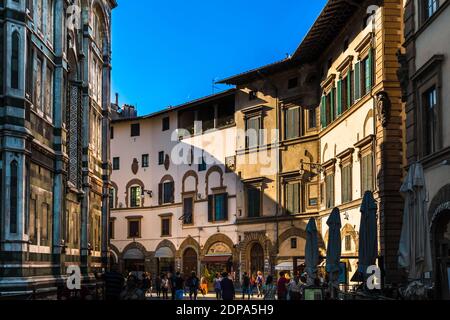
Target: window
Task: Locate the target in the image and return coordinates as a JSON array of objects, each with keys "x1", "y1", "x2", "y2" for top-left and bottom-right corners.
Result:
[
  {"x1": 128, "y1": 219, "x2": 141, "y2": 238},
  {"x1": 130, "y1": 186, "x2": 142, "y2": 208},
  {"x1": 291, "y1": 238, "x2": 298, "y2": 249},
  {"x1": 285, "y1": 182, "x2": 301, "y2": 215},
  {"x1": 423, "y1": 0, "x2": 439, "y2": 21},
  {"x1": 46, "y1": 0, "x2": 54, "y2": 44},
  {"x1": 308, "y1": 107, "x2": 317, "y2": 129},
  {"x1": 198, "y1": 153, "x2": 207, "y2": 172},
  {"x1": 423, "y1": 87, "x2": 438, "y2": 155},
  {"x1": 34, "y1": 56, "x2": 43, "y2": 111},
  {"x1": 158, "y1": 151, "x2": 165, "y2": 165},
  {"x1": 247, "y1": 186, "x2": 261, "y2": 218},
  {"x1": 110, "y1": 126, "x2": 114, "y2": 139},
  {"x1": 159, "y1": 181, "x2": 174, "y2": 205},
  {"x1": 208, "y1": 193, "x2": 228, "y2": 222},
  {"x1": 109, "y1": 219, "x2": 115, "y2": 240},
  {"x1": 183, "y1": 197, "x2": 194, "y2": 225},
  {"x1": 162, "y1": 117, "x2": 170, "y2": 131},
  {"x1": 341, "y1": 164, "x2": 353, "y2": 204},
  {"x1": 361, "y1": 153, "x2": 374, "y2": 193},
  {"x1": 288, "y1": 77, "x2": 298, "y2": 89},
  {"x1": 11, "y1": 32, "x2": 20, "y2": 89},
  {"x1": 10, "y1": 161, "x2": 18, "y2": 233},
  {"x1": 112, "y1": 157, "x2": 120, "y2": 170},
  {"x1": 345, "y1": 235, "x2": 352, "y2": 252},
  {"x1": 161, "y1": 218, "x2": 171, "y2": 237},
  {"x1": 131, "y1": 123, "x2": 140, "y2": 137},
  {"x1": 361, "y1": 53, "x2": 373, "y2": 96},
  {"x1": 109, "y1": 187, "x2": 116, "y2": 209},
  {"x1": 142, "y1": 154, "x2": 149, "y2": 168},
  {"x1": 36, "y1": 0, "x2": 43, "y2": 31},
  {"x1": 321, "y1": 88, "x2": 335, "y2": 128},
  {"x1": 246, "y1": 116, "x2": 262, "y2": 148},
  {"x1": 325, "y1": 174, "x2": 335, "y2": 209},
  {"x1": 45, "y1": 66, "x2": 53, "y2": 118},
  {"x1": 285, "y1": 107, "x2": 300, "y2": 140}
]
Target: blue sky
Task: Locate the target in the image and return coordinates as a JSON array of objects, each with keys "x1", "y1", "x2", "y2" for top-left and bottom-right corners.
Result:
[{"x1": 111, "y1": 0, "x2": 327, "y2": 115}]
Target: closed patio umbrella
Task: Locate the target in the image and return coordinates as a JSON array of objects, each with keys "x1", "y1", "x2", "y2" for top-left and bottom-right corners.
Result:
[
  {"x1": 398, "y1": 162, "x2": 432, "y2": 281},
  {"x1": 358, "y1": 191, "x2": 378, "y2": 276},
  {"x1": 326, "y1": 208, "x2": 342, "y2": 274},
  {"x1": 326, "y1": 208, "x2": 342, "y2": 298},
  {"x1": 305, "y1": 218, "x2": 319, "y2": 285}
]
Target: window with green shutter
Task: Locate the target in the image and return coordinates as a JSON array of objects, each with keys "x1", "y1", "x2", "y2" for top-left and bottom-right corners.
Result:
[
  {"x1": 354, "y1": 61, "x2": 361, "y2": 100},
  {"x1": 337, "y1": 79, "x2": 343, "y2": 116},
  {"x1": 285, "y1": 107, "x2": 300, "y2": 140},
  {"x1": 325, "y1": 174, "x2": 335, "y2": 209},
  {"x1": 285, "y1": 182, "x2": 301, "y2": 215},
  {"x1": 247, "y1": 186, "x2": 261, "y2": 218},
  {"x1": 321, "y1": 95, "x2": 327, "y2": 129},
  {"x1": 341, "y1": 164, "x2": 353, "y2": 204},
  {"x1": 330, "y1": 87, "x2": 336, "y2": 122}
]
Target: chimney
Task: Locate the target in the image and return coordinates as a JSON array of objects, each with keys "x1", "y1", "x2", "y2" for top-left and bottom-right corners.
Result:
[{"x1": 115, "y1": 93, "x2": 119, "y2": 106}]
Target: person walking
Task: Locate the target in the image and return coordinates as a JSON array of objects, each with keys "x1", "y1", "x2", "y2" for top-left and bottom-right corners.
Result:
[
  {"x1": 161, "y1": 274, "x2": 169, "y2": 300},
  {"x1": 168, "y1": 272, "x2": 177, "y2": 300},
  {"x1": 256, "y1": 271, "x2": 264, "y2": 298},
  {"x1": 200, "y1": 276, "x2": 209, "y2": 297},
  {"x1": 262, "y1": 276, "x2": 277, "y2": 300},
  {"x1": 142, "y1": 273, "x2": 151, "y2": 297},
  {"x1": 103, "y1": 265, "x2": 125, "y2": 301},
  {"x1": 155, "y1": 274, "x2": 162, "y2": 298},
  {"x1": 277, "y1": 272, "x2": 289, "y2": 300},
  {"x1": 174, "y1": 272, "x2": 185, "y2": 300},
  {"x1": 187, "y1": 272, "x2": 200, "y2": 300},
  {"x1": 241, "y1": 272, "x2": 251, "y2": 300},
  {"x1": 287, "y1": 275, "x2": 303, "y2": 301},
  {"x1": 213, "y1": 273, "x2": 222, "y2": 300},
  {"x1": 220, "y1": 272, "x2": 235, "y2": 301}
]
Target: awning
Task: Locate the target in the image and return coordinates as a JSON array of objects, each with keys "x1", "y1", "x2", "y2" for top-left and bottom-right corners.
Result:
[
  {"x1": 275, "y1": 262, "x2": 294, "y2": 271},
  {"x1": 202, "y1": 255, "x2": 232, "y2": 263},
  {"x1": 155, "y1": 247, "x2": 174, "y2": 259},
  {"x1": 123, "y1": 248, "x2": 144, "y2": 260}
]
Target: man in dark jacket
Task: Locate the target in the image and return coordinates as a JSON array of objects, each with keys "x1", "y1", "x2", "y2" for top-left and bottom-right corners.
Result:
[
  {"x1": 187, "y1": 272, "x2": 200, "y2": 300},
  {"x1": 220, "y1": 272, "x2": 235, "y2": 301}
]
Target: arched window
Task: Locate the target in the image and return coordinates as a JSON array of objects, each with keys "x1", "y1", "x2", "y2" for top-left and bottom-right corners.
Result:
[
  {"x1": 10, "y1": 160, "x2": 18, "y2": 233},
  {"x1": 130, "y1": 185, "x2": 142, "y2": 208},
  {"x1": 11, "y1": 31, "x2": 20, "y2": 89}
]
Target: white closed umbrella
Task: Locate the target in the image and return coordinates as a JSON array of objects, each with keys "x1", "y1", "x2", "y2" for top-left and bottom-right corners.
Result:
[{"x1": 398, "y1": 163, "x2": 433, "y2": 281}]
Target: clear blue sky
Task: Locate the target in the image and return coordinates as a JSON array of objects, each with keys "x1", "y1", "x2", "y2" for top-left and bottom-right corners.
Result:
[{"x1": 111, "y1": 0, "x2": 327, "y2": 115}]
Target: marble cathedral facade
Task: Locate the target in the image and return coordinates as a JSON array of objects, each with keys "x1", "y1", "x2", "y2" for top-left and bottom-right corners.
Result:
[{"x1": 0, "y1": 0, "x2": 116, "y2": 297}]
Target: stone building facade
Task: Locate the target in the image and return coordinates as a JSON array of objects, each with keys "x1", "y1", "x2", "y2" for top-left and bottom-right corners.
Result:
[
  {"x1": 0, "y1": 0, "x2": 116, "y2": 296},
  {"x1": 403, "y1": 0, "x2": 450, "y2": 299}
]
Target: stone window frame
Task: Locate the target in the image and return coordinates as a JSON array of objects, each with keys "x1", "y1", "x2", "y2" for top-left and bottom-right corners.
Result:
[
  {"x1": 411, "y1": 55, "x2": 444, "y2": 161},
  {"x1": 336, "y1": 56, "x2": 354, "y2": 114},
  {"x1": 126, "y1": 216, "x2": 143, "y2": 239},
  {"x1": 322, "y1": 158, "x2": 337, "y2": 210},
  {"x1": 337, "y1": 148, "x2": 355, "y2": 205},
  {"x1": 181, "y1": 193, "x2": 196, "y2": 226},
  {"x1": 243, "y1": 177, "x2": 266, "y2": 219},
  {"x1": 125, "y1": 179, "x2": 145, "y2": 208},
  {"x1": 281, "y1": 172, "x2": 304, "y2": 216},
  {"x1": 242, "y1": 105, "x2": 265, "y2": 150},
  {"x1": 320, "y1": 74, "x2": 337, "y2": 128},
  {"x1": 281, "y1": 101, "x2": 303, "y2": 141},
  {"x1": 355, "y1": 134, "x2": 376, "y2": 194},
  {"x1": 159, "y1": 213, "x2": 173, "y2": 238}
]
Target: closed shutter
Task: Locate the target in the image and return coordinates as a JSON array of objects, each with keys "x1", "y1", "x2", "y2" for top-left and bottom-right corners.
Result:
[
  {"x1": 354, "y1": 61, "x2": 361, "y2": 100},
  {"x1": 158, "y1": 183, "x2": 163, "y2": 205},
  {"x1": 293, "y1": 183, "x2": 300, "y2": 214},
  {"x1": 347, "y1": 70, "x2": 352, "y2": 107},
  {"x1": 330, "y1": 88, "x2": 336, "y2": 122},
  {"x1": 368, "y1": 49, "x2": 374, "y2": 90},
  {"x1": 208, "y1": 195, "x2": 214, "y2": 222},
  {"x1": 321, "y1": 95, "x2": 327, "y2": 129},
  {"x1": 337, "y1": 79, "x2": 342, "y2": 116},
  {"x1": 169, "y1": 182, "x2": 175, "y2": 203}
]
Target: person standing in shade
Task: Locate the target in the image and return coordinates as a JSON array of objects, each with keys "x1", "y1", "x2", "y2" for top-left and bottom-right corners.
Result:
[
  {"x1": 174, "y1": 272, "x2": 185, "y2": 300},
  {"x1": 155, "y1": 274, "x2": 162, "y2": 298},
  {"x1": 262, "y1": 276, "x2": 277, "y2": 300},
  {"x1": 161, "y1": 274, "x2": 169, "y2": 300},
  {"x1": 241, "y1": 272, "x2": 251, "y2": 300},
  {"x1": 220, "y1": 272, "x2": 235, "y2": 301},
  {"x1": 187, "y1": 272, "x2": 200, "y2": 300},
  {"x1": 168, "y1": 272, "x2": 176, "y2": 300},
  {"x1": 287, "y1": 275, "x2": 302, "y2": 300},
  {"x1": 213, "y1": 273, "x2": 222, "y2": 300},
  {"x1": 277, "y1": 272, "x2": 289, "y2": 300}
]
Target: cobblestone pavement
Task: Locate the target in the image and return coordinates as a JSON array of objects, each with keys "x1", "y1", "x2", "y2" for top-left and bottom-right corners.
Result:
[{"x1": 146, "y1": 292, "x2": 264, "y2": 301}]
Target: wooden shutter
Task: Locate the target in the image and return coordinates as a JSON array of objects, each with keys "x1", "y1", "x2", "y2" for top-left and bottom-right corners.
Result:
[
  {"x1": 337, "y1": 79, "x2": 342, "y2": 116},
  {"x1": 169, "y1": 182, "x2": 175, "y2": 203},
  {"x1": 158, "y1": 183, "x2": 163, "y2": 205},
  {"x1": 347, "y1": 70, "x2": 352, "y2": 106},
  {"x1": 321, "y1": 95, "x2": 327, "y2": 129},
  {"x1": 368, "y1": 49, "x2": 374, "y2": 89},
  {"x1": 330, "y1": 88, "x2": 336, "y2": 122},
  {"x1": 208, "y1": 195, "x2": 214, "y2": 222},
  {"x1": 354, "y1": 61, "x2": 361, "y2": 100}
]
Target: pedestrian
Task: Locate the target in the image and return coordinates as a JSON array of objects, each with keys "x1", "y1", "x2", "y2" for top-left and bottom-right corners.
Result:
[
  {"x1": 277, "y1": 272, "x2": 289, "y2": 300},
  {"x1": 142, "y1": 273, "x2": 151, "y2": 297},
  {"x1": 250, "y1": 274, "x2": 257, "y2": 298},
  {"x1": 256, "y1": 271, "x2": 264, "y2": 298},
  {"x1": 287, "y1": 275, "x2": 302, "y2": 300},
  {"x1": 168, "y1": 272, "x2": 177, "y2": 300},
  {"x1": 120, "y1": 275, "x2": 145, "y2": 300},
  {"x1": 102, "y1": 265, "x2": 125, "y2": 301},
  {"x1": 220, "y1": 272, "x2": 235, "y2": 301},
  {"x1": 200, "y1": 276, "x2": 209, "y2": 297},
  {"x1": 262, "y1": 275, "x2": 277, "y2": 300},
  {"x1": 213, "y1": 273, "x2": 222, "y2": 300},
  {"x1": 187, "y1": 272, "x2": 200, "y2": 300},
  {"x1": 161, "y1": 274, "x2": 169, "y2": 300},
  {"x1": 155, "y1": 274, "x2": 162, "y2": 298},
  {"x1": 241, "y1": 272, "x2": 251, "y2": 300},
  {"x1": 174, "y1": 272, "x2": 185, "y2": 300}
]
